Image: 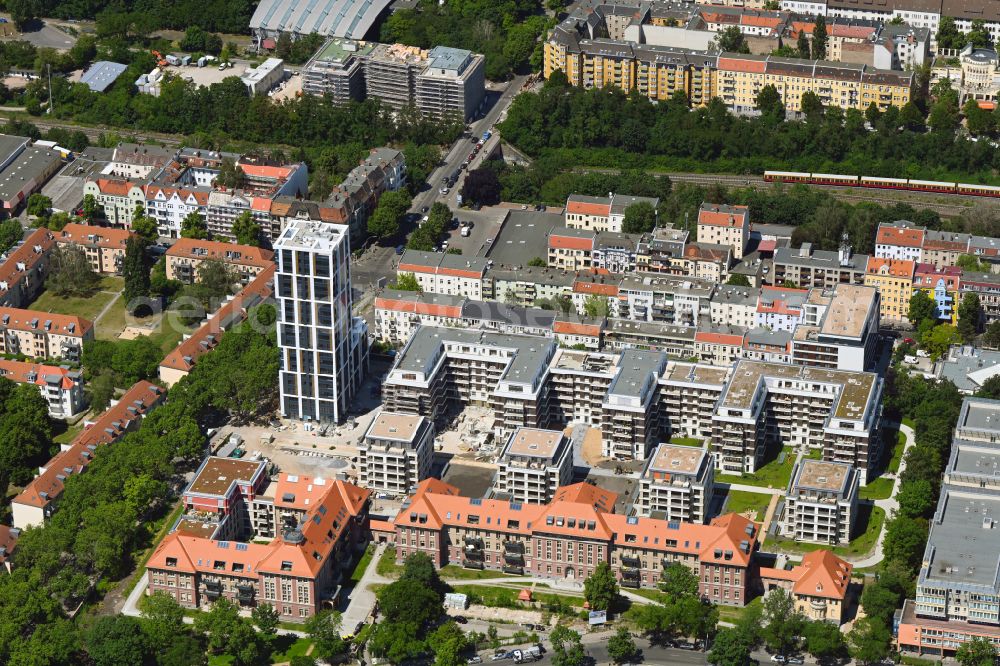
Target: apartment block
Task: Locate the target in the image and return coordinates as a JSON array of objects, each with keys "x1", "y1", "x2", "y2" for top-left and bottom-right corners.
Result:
[
  {"x1": 772, "y1": 240, "x2": 869, "y2": 289},
  {"x1": 496, "y1": 428, "x2": 574, "y2": 505},
  {"x1": 616, "y1": 274, "x2": 714, "y2": 326},
  {"x1": 636, "y1": 226, "x2": 689, "y2": 273},
  {"x1": 898, "y1": 398, "x2": 1000, "y2": 657},
  {"x1": 756, "y1": 286, "x2": 808, "y2": 332},
  {"x1": 0, "y1": 307, "x2": 94, "y2": 362},
  {"x1": 54, "y1": 224, "x2": 132, "y2": 274},
  {"x1": 0, "y1": 228, "x2": 54, "y2": 308},
  {"x1": 602, "y1": 349, "x2": 667, "y2": 460},
  {"x1": 82, "y1": 178, "x2": 146, "y2": 228},
  {"x1": 698, "y1": 203, "x2": 750, "y2": 260},
  {"x1": 181, "y1": 457, "x2": 272, "y2": 542},
  {"x1": 146, "y1": 476, "x2": 370, "y2": 622},
  {"x1": 636, "y1": 443, "x2": 715, "y2": 524},
  {"x1": 864, "y1": 257, "x2": 915, "y2": 322},
  {"x1": 302, "y1": 39, "x2": 372, "y2": 103},
  {"x1": 551, "y1": 316, "x2": 605, "y2": 350},
  {"x1": 397, "y1": 250, "x2": 487, "y2": 299},
  {"x1": 695, "y1": 327, "x2": 747, "y2": 366},
  {"x1": 760, "y1": 550, "x2": 853, "y2": 624},
  {"x1": 548, "y1": 227, "x2": 596, "y2": 270},
  {"x1": 545, "y1": 348, "x2": 619, "y2": 426},
  {"x1": 276, "y1": 220, "x2": 367, "y2": 424},
  {"x1": 782, "y1": 459, "x2": 859, "y2": 545},
  {"x1": 564, "y1": 193, "x2": 659, "y2": 233},
  {"x1": 710, "y1": 359, "x2": 883, "y2": 478},
  {"x1": 11, "y1": 381, "x2": 164, "y2": 529},
  {"x1": 0, "y1": 359, "x2": 84, "y2": 419},
  {"x1": 659, "y1": 361, "x2": 729, "y2": 441},
  {"x1": 486, "y1": 267, "x2": 575, "y2": 307},
  {"x1": 710, "y1": 284, "x2": 759, "y2": 329},
  {"x1": 913, "y1": 263, "x2": 961, "y2": 324},
  {"x1": 165, "y1": 238, "x2": 275, "y2": 284},
  {"x1": 789, "y1": 284, "x2": 881, "y2": 372},
  {"x1": 875, "y1": 221, "x2": 925, "y2": 263},
  {"x1": 676, "y1": 242, "x2": 733, "y2": 283},
  {"x1": 144, "y1": 184, "x2": 210, "y2": 238},
  {"x1": 961, "y1": 272, "x2": 1000, "y2": 324},
  {"x1": 394, "y1": 478, "x2": 757, "y2": 604},
  {"x1": 360, "y1": 410, "x2": 434, "y2": 496}
]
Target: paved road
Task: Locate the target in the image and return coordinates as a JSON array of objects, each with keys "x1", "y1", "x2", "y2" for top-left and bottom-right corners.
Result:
[{"x1": 340, "y1": 543, "x2": 392, "y2": 633}]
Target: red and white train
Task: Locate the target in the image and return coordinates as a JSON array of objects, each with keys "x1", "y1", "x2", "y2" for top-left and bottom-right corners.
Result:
[{"x1": 763, "y1": 171, "x2": 1000, "y2": 198}]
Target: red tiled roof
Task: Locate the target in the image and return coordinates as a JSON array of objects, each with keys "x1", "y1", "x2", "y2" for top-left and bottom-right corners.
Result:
[
  {"x1": 696, "y1": 331, "x2": 745, "y2": 345},
  {"x1": 0, "y1": 524, "x2": 18, "y2": 568},
  {"x1": 95, "y1": 179, "x2": 134, "y2": 197},
  {"x1": 698, "y1": 205, "x2": 749, "y2": 228},
  {"x1": 13, "y1": 381, "x2": 164, "y2": 510},
  {"x1": 375, "y1": 296, "x2": 463, "y2": 319},
  {"x1": 549, "y1": 234, "x2": 595, "y2": 251},
  {"x1": 0, "y1": 359, "x2": 78, "y2": 389},
  {"x1": 573, "y1": 280, "x2": 618, "y2": 297},
  {"x1": 717, "y1": 56, "x2": 767, "y2": 73},
  {"x1": 0, "y1": 228, "x2": 54, "y2": 297},
  {"x1": 875, "y1": 225, "x2": 924, "y2": 248},
  {"x1": 160, "y1": 264, "x2": 275, "y2": 373},
  {"x1": 57, "y1": 223, "x2": 133, "y2": 250},
  {"x1": 865, "y1": 257, "x2": 915, "y2": 278},
  {"x1": 0, "y1": 306, "x2": 93, "y2": 337},
  {"x1": 566, "y1": 201, "x2": 610, "y2": 217},
  {"x1": 166, "y1": 238, "x2": 274, "y2": 268},
  {"x1": 552, "y1": 320, "x2": 602, "y2": 336},
  {"x1": 239, "y1": 164, "x2": 294, "y2": 180}
]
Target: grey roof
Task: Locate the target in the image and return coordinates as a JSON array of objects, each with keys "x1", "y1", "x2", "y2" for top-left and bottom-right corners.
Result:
[
  {"x1": 550, "y1": 226, "x2": 597, "y2": 240},
  {"x1": 969, "y1": 235, "x2": 1000, "y2": 253},
  {"x1": 610, "y1": 194, "x2": 659, "y2": 216},
  {"x1": 937, "y1": 347, "x2": 1000, "y2": 393},
  {"x1": 0, "y1": 134, "x2": 29, "y2": 165},
  {"x1": 745, "y1": 327, "x2": 792, "y2": 347},
  {"x1": 606, "y1": 318, "x2": 697, "y2": 341},
  {"x1": 249, "y1": 0, "x2": 391, "y2": 39},
  {"x1": 751, "y1": 223, "x2": 796, "y2": 240},
  {"x1": 380, "y1": 288, "x2": 464, "y2": 309},
  {"x1": 80, "y1": 61, "x2": 127, "y2": 92},
  {"x1": 489, "y1": 267, "x2": 575, "y2": 288},
  {"x1": 608, "y1": 349, "x2": 665, "y2": 398},
  {"x1": 426, "y1": 46, "x2": 474, "y2": 73},
  {"x1": 0, "y1": 147, "x2": 61, "y2": 204},
  {"x1": 947, "y1": 439, "x2": 1000, "y2": 480},
  {"x1": 958, "y1": 396, "x2": 1000, "y2": 437},
  {"x1": 487, "y1": 210, "x2": 563, "y2": 267},
  {"x1": 773, "y1": 246, "x2": 868, "y2": 272},
  {"x1": 460, "y1": 300, "x2": 555, "y2": 329},
  {"x1": 921, "y1": 484, "x2": 1000, "y2": 592},
  {"x1": 711, "y1": 284, "x2": 757, "y2": 307}
]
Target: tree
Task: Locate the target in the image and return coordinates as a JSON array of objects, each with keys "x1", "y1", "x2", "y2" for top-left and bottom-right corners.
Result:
[
  {"x1": 461, "y1": 168, "x2": 502, "y2": 206},
  {"x1": 883, "y1": 517, "x2": 929, "y2": 572},
  {"x1": 848, "y1": 617, "x2": 890, "y2": 665},
  {"x1": 85, "y1": 615, "x2": 148, "y2": 666},
  {"x1": 978, "y1": 375, "x2": 1000, "y2": 400},
  {"x1": 801, "y1": 620, "x2": 846, "y2": 661},
  {"x1": 608, "y1": 626, "x2": 639, "y2": 664},
  {"x1": 197, "y1": 259, "x2": 237, "y2": 295},
  {"x1": 899, "y1": 101, "x2": 926, "y2": 131},
  {"x1": 82, "y1": 193, "x2": 99, "y2": 222},
  {"x1": 304, "y1": 610, "x2": 346, "y2": 661},
  {"x1": 390, "y1": 272, "x2": 421, "y2": 291},
  {"x1": 370, "y1": 620, "x2": 426, "y2": 663},
  {"x1": 937, "y1": 16, "x2": 962, "y2": 50},
  {"x1": 964, "y1": 98, "x2": 995, "y2": 136},
  {"x1": 985, "y1": 321, "x2": 1000, "y2": 349},
  {"x1": 8, "y1": 0, "x2": 39, "y2": 30},
  {"x1": 216, "y1": 158, "x2": 245, "y2": 189},
  {"x1": 46, "y1": 245, "x2": 100, "y2": 297},
  {"x1": 26, "y1": 193, "x2": 51, "y2": 218},
  {"x1": 550, "y1": 625, "x2": 586, "y2": 666},
  {"x1": 622, "y1": 201, "x2": 657, "y2": 233},
  {"x1": 584, "y1": 561, "x2": 619, "y2": 611},
  {"x1": 956, "y1": 254, "x2": 992, "y2": 273},
  {"x1": 368, "y1": 189, "x2": 412, "y2": 239},
  {"x1": 122, "y1": 235, "x2": 151, "y2": 314},
  {"x1": 428, "y1": 621, "x2": 469, "y2": 666},
  {"x1": 378, "y1": 578, "x2": 443, "y2": 628},
  {"x1": 761, "y1": 588, "x2": 803, "y2": 657},
  {"x1": 726, "y1": 274, "x2": 751, "y2": 287},
  {"x1": 908, "y1": 290, "x2": 936, "y2": 327},
  {"x1": 251, "y1": 603, "x2": 280, "y2": 642},
  {"x1": 232, "y1": 211, "x2": 261, "y2": 247},
  {"x1": 922, "y1": 324, "x2": 962, "y2": 361},
  {"x1": 528, "y1": 257, "x2": 547, "y2": 267},
  {"x1": 583, "y1": 294, "x2": 610, "y2": 317},
  {"x1": 400, "y1": 551, "x2": 448, "y2": 601},
  {"x1": 180, "y1": 211, "x2": 208, "y2": 239},
  {"x1": 139, "y1": 590, "x2": 185, "y2": 640},
  {"x1": 131, "y1": 209, "x2": 159, "y2": 244},
  {"x1": 896, "y1": 478, "x2": 934, "y2": 519},
  {"x1": 801, "y1": 91, "x2": 824, "y2": 119},
  {"x1": 957, "y1": 636, "x2": 998, "y2": 666},
  {"x1": 756, "y1": 85, "x2": 785, "y2": 119},
  {"x1": 929, "y1": 94, "x2": 960, "y2": 134},
  {"x1": 709, "y1": 626, "x2": 755, "y2": 666},
  {"x1": 958, "y1": 292, "x2": 983, "y2": 342},
  {"x1": 714, "y1": 26, "x2": 750, "y2": 54},
  {"x1": 812, "y1": 15, "x2": 828, "y2": 60},
  {"x1": 660, "y1": 562, "x2": 700, "y2": 598},
  {"x1": 796, "y1": 30, "x2": 810, "y2": 59},
  {"x1": 0, "y1": 218, "x2": 23, "y2": 253}
]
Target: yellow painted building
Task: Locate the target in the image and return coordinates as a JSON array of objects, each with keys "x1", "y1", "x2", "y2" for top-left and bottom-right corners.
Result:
[{"x1": 864, "y1": 257, "x2": 915, "y2": 323}]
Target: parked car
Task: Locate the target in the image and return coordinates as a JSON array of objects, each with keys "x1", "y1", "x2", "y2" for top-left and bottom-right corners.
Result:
[
  {"x1": 395, "y1": 245, "x2": 405, "y2": 255},
  {"x1": 677, "y1": 642, "x2": 698, "y2": 650},
  {"x1": 787, "y1": 658, "x2": 804, "y2": 665},
  {"x1": 770, "y1": 655, "x2": 787, "y2": 664},
  {"x1": 461, "y1": 227, "x2": 470, "y2": 237},
  {"x1": 468, "y1": 657, "x2": 483, "y2": 664},
  {"x1": 453, "y1": 615, "x2": 467, "y2": 624},
  {"x1": 491, "y1": 650, "x2": 510, "y2": 661}
]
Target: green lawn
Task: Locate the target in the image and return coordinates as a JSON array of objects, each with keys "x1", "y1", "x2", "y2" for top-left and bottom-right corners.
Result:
[
  {"x1": 902, "y1": 417, "x2": 915, "y2": 429},
  {"x1": 270, "y1": 636, "x2": 313, "y2": 662},
  {"x1": 29, "y1": 287, "x2": 116, "y2": 323},
  {"x1": 53, "y1": 422, "x2": 84, "y2": 446},
  {"x1": 376, "y1": 547, "x2": 402, "y2": 578},
  {"x1": 806, "y1": 448, "x2": 823, "y2": 460},
  {"x1": 439, "y1": 565, "x2": 518, "y2": 581},
  {"x1": 859, "y1": 477, "x2": 894, "y2": 500},
  {"x1": 716, "y1": 447, "x2": 795, "y2": 490},
  {"x1": 669, "y1": 437, "x2": 703, "y2": 447},
  {"x1": 716, "y1": 594, "x2": 762, "y2": 623},
  {"x1": 888, "y1": 431, "x2": 907, "y2": 474},
  {"x1": 451, "y1": 584, "x2": 585, "y2": 610},
  {"x1": 769, "y1": 505, "x2": 886, "y2": 558},
  {"x1": 349, "y1": 544, "x2": 375, "y2": 583},
  {"x1": 722, "y1": 489, "x2": 773, "y2": 522}
]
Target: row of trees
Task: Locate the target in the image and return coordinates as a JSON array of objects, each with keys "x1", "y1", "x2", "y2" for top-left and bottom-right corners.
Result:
[{"x1": 498, "y1": 71, "x2": 1000, "y2": 188}]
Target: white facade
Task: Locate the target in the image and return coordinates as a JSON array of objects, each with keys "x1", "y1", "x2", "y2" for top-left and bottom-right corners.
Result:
[
  {"x1": 275, "y1": 220, "x2": 367, "y2": 423},
  {"x1": 83, "y1": 180, "x2": 146, "y2": 228},
  {"x1": 145, "y1": 187, "x2": 209, "y2": 238},
  {"x1": 781, "y1": 459, "x2": 859, "y2": 546},
  {"x1": 495, "y1": 427, "x2": 574, "y2": 504},
  {"x1": 635, "y1": 443, "x2": 715, "y2": 524},
  {"x1": 781, "y1": 0, "x2": 827, "y2": 15},
  {"x1": 359, "y1": 410, "x2": 434, "y2": 495}
]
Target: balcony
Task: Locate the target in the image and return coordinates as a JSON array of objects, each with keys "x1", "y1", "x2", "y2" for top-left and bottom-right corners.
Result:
[
  {"x1": 504, "y1": 541, "x2": 525, "y2": 556},
  {"x1": 465, "y1": 536, "x2": 484, "y2": 548},
  {"x1": 464, "y1": 547, "x2": 484, "y2": 561},
  {"x1": 503, "y1": 564, "x2": 525, "y2": 575},
  {"x1": 204, "y1": 580, "x2": 222, "y2": 599},
  {"x1": 621, "y1": 556, "x2": 641, "y2": 569},
  {"x1": 463, "y1": 558, "x2": 486, "y2": 570},
  {"x1": 236, "y1": 584, "x2": 255, "y2": 604},
  {"x1": 621, "y1": 568, "x2": 641, "y2": 588},
  {"x1": 504, "y1": 552, "x2": 524, "y2": 566}
]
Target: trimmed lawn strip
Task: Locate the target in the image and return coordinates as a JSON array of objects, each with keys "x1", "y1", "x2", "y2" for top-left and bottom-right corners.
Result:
[
  {"x1": 29, "y1": 288, "x2": 115, "y2": 323},
  {"x1": 722, "y1": 489, "x2": 773, "y2": 522},
  {"x1": 440, "y1": 565, "x2": 518, "y2": 581},
  {"x1": 888, "y1": 431, "x2": 906, "y2": 474},
  {"x1": 451, "y1": 584, "x2": 586, "y2": 609},
  {"x1": 669, "y1": 437, "x2": 703, "y2": 447},
  {"x1": 859, "y1": 477, "x2": 894, "y2": 500},
  {"x1": 349, "y1": 544, "x2": 375, "y2": 583},
  {"x1": 716, "y1": 447, "x2": 795, "y2": 490},
  {"x1": 769, "y1": 506, "x2": 885, "y2": 558},
  {"x1": 376, "y1": 546, "x2": 402, "y2": 578}
]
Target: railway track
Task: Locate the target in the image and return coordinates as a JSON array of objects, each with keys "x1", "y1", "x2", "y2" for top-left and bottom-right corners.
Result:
[
  {"x1": 0, "y1": 110, "x2": 184, "y2": 146},
  {"x1": 574, "y1": 167, "x2": 996, "y2": 215}
]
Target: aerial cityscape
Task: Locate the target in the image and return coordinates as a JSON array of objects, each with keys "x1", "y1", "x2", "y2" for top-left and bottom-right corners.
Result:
[{"x1": 0, "y1": 0, "x2": 998, "y2": 664}]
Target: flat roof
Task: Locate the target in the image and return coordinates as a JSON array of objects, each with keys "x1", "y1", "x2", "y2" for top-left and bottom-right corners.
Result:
[
  {"x1": 0, "y1": 147, "x2": 62, "y2": 203},
  {"x1": 647, "y1": 443, "x2": 706, "y2": 476},
  {"x1": 923, "y1": 485, "x2": 1000, "y2": 590},
  {"x1": 366, "y1": 410, "x2": 425, "y2": 442},
  {"x1": 0, "y1": 135, "x2": 28, "y2": 163},
  {"x1": 949, "y1": 440, "x2": 1000, "y2": 479},
  {"x1": 274, "y1": 218, "x2": 346, "y2": 251},
  {"x1": 80, "y1": 61, "x2": 127, "y2": 92},
  {"x1": 550, "y1": 349, "x2": 620, "y2": 375},
  {"x1": 959, "y1": 397, "x2": 1000, "y2": 436},
  {"x1": 185, "y1": 457, "x2": 265, "y2": 497},
  {"x1": 487, "y1": 210, "x2": 563, "y2": 267},
  {"x1": 608, "y1": 349, "x2": 664, "y2": 398},
  {"x1": 661, "y1": 361, "x2": 729, "y2": 387},
  {"x1": 819, "y1": 284, "x2": 877, "y2": 340},
  {"x1": 793, "y1": 459, "x2": 852, "y2": 493},
  {"x1": 503, "y1": 427, "x2": 565, "y2": 459},
  {"x1": 310, "y1": 38, "x2": 376, "y2": 63}
]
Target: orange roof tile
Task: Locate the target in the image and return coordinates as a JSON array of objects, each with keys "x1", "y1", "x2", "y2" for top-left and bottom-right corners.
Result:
[
  {"x1": 566, "y1": 201, "x2": 610, "y2": 217},
  {"x1": 374, "y1": 296, "x2": 463, "y2": 320},
  {"x1": 552, "y1": 482, "x2": 618, "y2": 511},
  {"x1": 698, "y1": 205, "x2": 749, "y2": 228},
  {"x1": 696, "y1": 331, "x2": 745, "y2": 345},
  {"x1": 239, "y1": 164, "x2": 293, "y2": 181},
  {"x1": 549, "y1": 235, "x2": 595, "y2": 251},
  {"x1": 552, "y1": 320, "x2": 602, "y2": 336},
  {"x1": 148, "y1": 532, "x2": 274, "y2": 578},
  {"x1": 0, "y1": 228, "x2": 54, "y2": 297},
  {"x1": 865, "y1": 257, "x2": 915, "y2": 278},
  {"x1": 875, "y1": 225, "x2": 924, "y2": 248},
  {"x1": 0, "y1": 359, "x2": 78, "y2": 390},
  {"x1": 793, "y1": 550, "x2": 852, "y2": 600},
  {"x1": 95, "y1": 179, "x2": 134, "y2": 197},
  {"x1": 166, "y1": 238, "x2": 274, "y2": 268},
  {"x1": 573, "y1": 280, "x2": 618, "y2": 297},
  {"x1": 0, "y1": 306, "x2": 93, "y2": 337},
  {"x1": 717, "y1": 56, "x2": 767, "y2": 73},
  {"x1": 57, "y1": 224, "x2": 134, "y2": 250}
]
